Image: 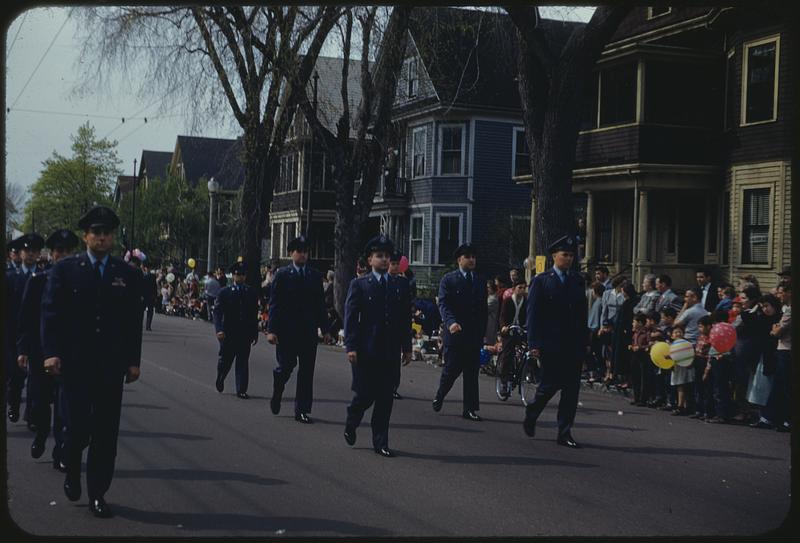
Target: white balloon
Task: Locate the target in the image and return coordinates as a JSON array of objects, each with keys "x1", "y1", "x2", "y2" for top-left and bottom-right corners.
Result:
[{"x1": 166, "y1": 273, "x2": 175, "y2": 283}]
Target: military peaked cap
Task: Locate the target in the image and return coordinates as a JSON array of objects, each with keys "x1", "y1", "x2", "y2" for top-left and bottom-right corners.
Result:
[
  {"x1": 15, "y1": 233, "x2": 45, "y2": 251},
  {"x1": 547, "y1": 234, "x2": 578, "y2": 254},
  {"x1": 364, "y1": 234, "x2": 395, "y2": 258},
  {"x1": 287, "y1": 235, "x2": 310, "y2": 253},
  {"x1": 453, "y1": 243, "x2": 476, "y2": 260},
  {"x1": 46, "y1": 229, "x2": 80, "y2": 250},
  {"x1": 230, "y1": 261, "x2": 247, "y2": 275},
  {"x1": 77, "y1": 205, "x2": 120, "y2": 230}
]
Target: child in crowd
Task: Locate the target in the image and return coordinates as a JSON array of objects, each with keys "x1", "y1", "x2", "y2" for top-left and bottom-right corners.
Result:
[
  {"x1": 715, "y1": 285, "x2": 736, "y2": 313},
  {"x1": 706, "y1": 310, "x2": 733, "y2": 423},
  {"x1": 644, "y1": 311, "x2": 661, "y2": 407},
  {"x1": 728, "y1": 297, "x2": 742, "y2": 324},
  {"x1": 587, "y1": 282, "x2": 606, "y2": 384},
  {"x1": 669, "y1": 323, "x2": 693, "y2": 416},
  {"x1": 691, "y1": 315, "x2": 715, "y2": 420},
  {"x1": 652, "y1": 307, "x2": 678, "y2": 410},
  {"x1": 629, "y1": 313, "x2": 650, "y2": 406}
]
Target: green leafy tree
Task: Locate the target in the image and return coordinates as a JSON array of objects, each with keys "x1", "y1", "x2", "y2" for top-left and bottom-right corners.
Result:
[{"x1": 22, "y1": 122, "x2": 121, "y2": 234}]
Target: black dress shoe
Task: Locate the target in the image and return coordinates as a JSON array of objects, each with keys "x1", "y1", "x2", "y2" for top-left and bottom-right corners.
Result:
[
  {"x1": 392, "y1": 391, "x2": 403, "y2": 400},
  {"x1": 432, "y1": 398, "x2": 443, "y2": 412},
  {"x1": 89, "y1": 497, "x2": 114, "y2": 518},
  {"x1": 295, "y1": 413, "x2": 313, "y2": 424},
  {"x1": 63, "y1": 476, "x2": 81, "y2": 502},
  {"x1": 462, "y1": 411, "x2": 482, "y2": 421},
  {"x1": 557, "y1": 434, "x2": 581, "y2": 449},
  {"x1": 236, "y1": 392, "x2": 249, "y2": 399},
  {"x1": 749, "y1": 420, "x2": 774, "y2": 429},
  {"x1": 53, "y1": 458, "x2": 68, "y2": 472},
  {"x1": 215, "y1": 376, "x2": 224, "y2": 393},
  {"x1": 374, "y1": 447, "x2": 395, "y2": 458},
  {"x1": 31, "y1": 439, "x2": 46, "y2": 459},
  {"x1": 8, "y1": 407, "x2": 20, "y2": 423},
  {"x1": 523, "y1": 416, "x2": 536, "y2": 437},
  {"x1": 270, "y1": 391, "x2": 282, "y2": 415},
  {"x1": 344, "y1": 426, "x2": 356, "y2": 446}
]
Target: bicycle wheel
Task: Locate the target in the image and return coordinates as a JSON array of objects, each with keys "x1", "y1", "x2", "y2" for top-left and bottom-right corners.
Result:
[
  {"x1": 495, "y1": 372, "x2": 509, "y2": 401},
  {"x1": 519, "y1": 359, "x2": 541, "y2": 406}
]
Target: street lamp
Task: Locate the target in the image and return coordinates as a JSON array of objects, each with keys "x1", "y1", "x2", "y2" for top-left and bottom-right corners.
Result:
[{"x1": 207, "y1": 177, "x2": 220, "y2": 273}]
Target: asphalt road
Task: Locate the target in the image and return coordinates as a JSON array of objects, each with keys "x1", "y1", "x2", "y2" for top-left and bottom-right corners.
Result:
[{"x1": 5, "y1": 314, "x2": 794, "y2": 537}]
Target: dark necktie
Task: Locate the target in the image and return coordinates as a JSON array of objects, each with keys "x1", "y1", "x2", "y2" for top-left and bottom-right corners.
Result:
[
  {"x1": 94, "y1": 261, "x2": 103, "y2": 283},
  {"x1": 466, "y1": 272, "x2": 473, "y2": 290},
  {"x1": 299, "y1": 267, "x2": 305, "y2": 279}
]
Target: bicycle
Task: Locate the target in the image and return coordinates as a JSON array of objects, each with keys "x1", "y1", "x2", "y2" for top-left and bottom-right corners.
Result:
[{"x1": 495, "y1": 325, "x2": 541, "y2": 406}]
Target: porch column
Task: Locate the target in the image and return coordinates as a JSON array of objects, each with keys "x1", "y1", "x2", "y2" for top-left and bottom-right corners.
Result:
[
  {"x1": 636, "y1": 189, "x2": 649, "y2": 283},
  {"x1": 583, "y1": 190, "x2": 595, "y2": 265},
  {"x1": 526, "y1": 194, "x2": 537, "y2": 283}
]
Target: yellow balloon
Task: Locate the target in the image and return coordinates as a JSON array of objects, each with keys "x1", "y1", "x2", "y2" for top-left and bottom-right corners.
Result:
[
  {"x1": 650, "y1": 341, "x2": 674, "y2": 369},
  {"x1": 187, "y1": 258, "x2": 196, "y2": 269}
]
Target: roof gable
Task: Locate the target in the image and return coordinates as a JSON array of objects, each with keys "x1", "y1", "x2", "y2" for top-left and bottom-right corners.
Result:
[{"x1": 174, "y1": 135, "x2": 245, "y2": 191}]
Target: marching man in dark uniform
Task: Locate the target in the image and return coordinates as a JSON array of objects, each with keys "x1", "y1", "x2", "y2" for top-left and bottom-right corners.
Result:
[
  {"x1": 41, "y1": 206, "x2": 143, "y2": 518},
  {"x1": 343, "y1": 235, "x2": 412, "y2": 457},
  {"x1": 17, "y1": 229, "x2": 79, "y2": 470},
  {"x1": 5, "y1": 233, "x2": 44, "y2": 425},
  {"x1": 213, "y1": 261, "x2": 259, "y2": 399},
  {"x1": 140, "y1": 261, "x2": 157, "y2": 331},
  {"x1": 432, "y1": 243, "x2": 488, "y2": 421},
  {"x1": 523, "y1": 234, "x2": 587, "y2": 448},
  {"x1": 388, "y1": 250, "x2": 410, "y2": 400},
  {"x1": 268, "y1": 236, "x2": 330, "y2": 423}
]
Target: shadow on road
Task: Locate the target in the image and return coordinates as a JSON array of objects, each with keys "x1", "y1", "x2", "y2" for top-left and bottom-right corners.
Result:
[
  {"x1": 583, "y1": 443, "x2": 783, "y2": 461},
  {"x1": 398, "y1": 450, "x2": 599, "y2": 467},
  {"x1": 119, "y1": 430, "x2": 212, "y2": 441},
  {"x1": 308, "y1": 418, "x2": 483, "y2": 434},
  {"x1": 122, "y1": 403, "x2": 170, "y2": 410},
  {"x1": 111, "y1": 505, "x2": 392, "y2": 535},
  {"x1": 114, "y1": 468, "x2": 286, "y2": 486}
]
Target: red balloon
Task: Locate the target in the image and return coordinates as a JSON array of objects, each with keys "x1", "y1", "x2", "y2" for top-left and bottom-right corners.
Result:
[
  {"x1": 399, "y1": 255, "x2": 409, "y2": 273},
  {"x1": 709, "y1": 322, "x2": 737, "y2": 354}
]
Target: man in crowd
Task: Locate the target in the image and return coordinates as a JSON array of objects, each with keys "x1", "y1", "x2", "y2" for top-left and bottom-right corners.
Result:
[
  {"x1": 17, "y1": 228, "x2": 79, "y2": 471},
  {"x1": 6, "y1": 233, "x2": 44, "y2": 425},
  {"x1": 141, "y1": 262, "x2": 157, "y2": 330},
  {"x1": 524, "y1": 234, "x2": 587, "y2": 448},
  {"x1": 268, "y1": 236, "x2": 330, "y2": 423},
  {"x1": 655, "y1": 274, "x2": 683, "y2": 313},
  {"x1": 595, "y1": 265, "x2": 612, "y2": 290},
  {"x1": 213, "y1": 262, "x2": 259, "y2": 399},
  {"x1": 497, "y1": 278, "x2": 528, "y2": 399},
  {"x1": 696, "y1": 268, "x2": 720, "y2": 313},
  {"x1": 204, "y1": 270, "x2": 221, "y2": 321},
  {"x1": 7, "y1": 243, "x2": 22, "y2": 272},
  {"x1": 41, "y1": 205, "x2": 143, "y2": 518},
  {"x1": 433, "y1": 243, "x2": 488, "y2": 421},
  {"x1": 343, "y1": 235, "x2": 412, "y2": 457}
]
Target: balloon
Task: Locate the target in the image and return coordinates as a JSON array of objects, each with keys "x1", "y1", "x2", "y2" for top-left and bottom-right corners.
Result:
[
  {"x1": 166, "y1": 273, "x2": 175, "y2": 283},
  {"x1": 399, "y1": 255, "x2": 409, "y2": 273},
  {"x1": 237, "y1": 256, "x2": 243, "y2": 263},
  {"x1": 503, "y1": 288, "x2": 513, "y2": 300},
  {"x1": 669, "y1": 339, "x2": 695, "y2": 367},
  {"x1": 709, "y1": 322, "x2": 737, "y2": 354},
  {"x1": 650, "y1": 341, "x2": 674, "y2": 369},
  {"x1": 187, "y1": 258, "x2": 196, "y2": 269}
]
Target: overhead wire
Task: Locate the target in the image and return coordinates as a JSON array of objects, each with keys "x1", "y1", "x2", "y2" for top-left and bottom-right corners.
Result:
[
  {"x1": 6, "y1": 11, "x2": 28, "y2": 61},
  {"x1": 9, "y1": 9, "x2": 72, "y2": 109}
]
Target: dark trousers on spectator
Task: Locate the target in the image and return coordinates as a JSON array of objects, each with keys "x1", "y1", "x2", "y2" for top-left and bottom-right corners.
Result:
[
  {"x1": 144, "y1": 304, "x2": 154, "y2": 330},
  {"x1": 732, "y1": 353, "x2": 752, "y2": 416},
  {"x1": 711, "y1": 355, "x2": 733, "y2": 419},
  {"x1": 631, "y1": 352, "x2": 649, "y2": 403},
  {"x1": 692, "y1": 357, "x2": 709, "y2": 416},
  {"x1": 763, "y1": 350, "x2": 791, "y2": 426}
]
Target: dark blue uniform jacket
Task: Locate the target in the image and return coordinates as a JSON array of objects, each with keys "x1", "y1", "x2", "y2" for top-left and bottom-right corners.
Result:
[
  {"x1": 437, "y1": 270, "x2": 488, "y2": 349},
  {"x1": 267, "y1": 265, "x2": 328, "y2": 343}
]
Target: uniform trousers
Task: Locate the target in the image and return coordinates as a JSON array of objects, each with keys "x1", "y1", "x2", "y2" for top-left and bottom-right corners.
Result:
[
  {"x1": 28, "y1": 358, "x2": 66, "y2": 455},
  {"x1": 436, "y1": 343, "x2": 480, "y2": 412},
  {"x1": 524, "y1": 351, "x2": 580, "y2": 438},
  {"x1": 346, "y1": 358, "x2": 396, "y2": 450},
  {"x1": 6, "y1": 351, "x2": 26, "y2": 410},
  {"x1": 218, "y1": 337, "x2": 251, "y2": 394},
  {"x1": 62, "y1": 365, "x2": 124, "y2": 499},
  {"x1": 274, "y1": 340, "x2": 318, "y2": 415}
]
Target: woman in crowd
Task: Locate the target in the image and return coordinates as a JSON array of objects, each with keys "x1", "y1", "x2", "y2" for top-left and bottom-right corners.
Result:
[
  {"x1": 586, "y1": 282, "x2": 606, "y2": 383},
  {"x1": 748, "y1": 294, "x2": 782, "y2": 428},
  {"x1": 613, "y1": 282, "x2": 639, "y2": 389},
  {"x1": 485, "y1": 280, "x2": 500, "y2": 345},
  {"x1": 731, "y1": 285, "x2": 767, "y2": 423},
  {"x1": 599, "y1": 276, "x2": 626, "y2": 385},
  {"x1": 633, "y1": 274, "x2": 660, "y2": 316}
]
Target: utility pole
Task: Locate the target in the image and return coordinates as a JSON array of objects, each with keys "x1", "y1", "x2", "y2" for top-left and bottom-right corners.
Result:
[
  {"x1": 305, "y1": 70, "x2": 319, "y2": 240},
  {"x1": 131, "y1": 158, "x2": 138, "y2": 248}
]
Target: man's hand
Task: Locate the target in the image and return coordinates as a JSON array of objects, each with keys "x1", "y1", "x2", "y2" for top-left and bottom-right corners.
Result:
[
  {"x1": 17, "y1": 355, "x2": 28, "y2": 369},
  {"x1": 216, "y1": 331, "x2": 226, "y2": 340},
  {"x1": 126, "y1": 366, "x2": 141, "y2": 383},
  {"x1": 266, "y1": 333, "x2": 278, "y2": 345},
  {"x1": 500, "y1": 325, "x2": 509, "y2": 335},
  {"x1": 449, "y1": 323, "x2": 462, "y2": 334},
  {"x1": 44, "y1": 357, "x2": 61, "y2": 376},
  {"x1": 347, "y1": 351, "x2": 358, "y2": 365},
  {"x1": 770, "y1": 323, "x2": 781, "y2": 337},
  {"x1": 402, "y1": 351, "x2": 412, "y2": 366}
]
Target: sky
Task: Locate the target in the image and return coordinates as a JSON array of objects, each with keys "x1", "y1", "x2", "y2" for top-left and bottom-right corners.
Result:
[{"x1": 4, "y1": 6, "x2": 594, "y2": 203}]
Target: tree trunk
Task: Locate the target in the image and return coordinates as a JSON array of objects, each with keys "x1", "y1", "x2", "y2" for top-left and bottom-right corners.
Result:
[{"x1": 240, "y1": 123, "x2": 272, "y2": 290}]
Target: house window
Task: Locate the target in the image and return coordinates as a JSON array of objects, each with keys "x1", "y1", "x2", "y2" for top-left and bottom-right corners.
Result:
[
  {"x1": 596, "y1": 211, "x2": 612, "y2": 262},
  {"x1": 410, "y1": 215, "x2": 424, "y2": 264},
  {"x1": 722, "y1": 192, "x2": 730, "y2": 265},
  {"x1": 412, "y1": 126, "x2": 427, "y2": 178},
  {"x1": 437, "y1": 215, "x2": 461, "y2": 265},
  {"x1": 724, "y1": 49, "x2": 736, "y2": 131},
  {"x1": 282, "y1": 222, "x2": 297, "y2": 257},
  {"x1": 599, "y1": 62, "x2": 637, "y2": 127},
  {"x1": 309, "y1": 221, "x2": 334, "y2": 259},
  {"x1": 741, "y1": 188, "x2": 770, "y2": 264},
  {"x1": 580, "y1": 72, "x2": 600, "y2": 131},
  {"x1": 307, "y1": 150, "x2": 329, "y2": 190},
  {"x1": 271, "y1": 223, "x2": 281, "y2": 259},
  {"x1": 647, "y1": 7, "x2": 671, "y2": 19},
  {"x1": 742, "y1": 36, "x2": 779, "y2": 125},
  {"x1": 407, "y1": 57, "x2": 418, "y2": 98},
  {"x1": 645, "y1": 61, "x2": 714, "y2": 126},
  {"x1": 277, "y1": 153, "x2": 298, "y2": 192},
  {"x1": 439, "y1": 125, "x2": 464, "y2": 175},
  {"x1": 512, "y1": 128, "x2": 531, "y2": 178},
  {"x1": 510, "y1": 216, "x2": 531, "y2": 267}
]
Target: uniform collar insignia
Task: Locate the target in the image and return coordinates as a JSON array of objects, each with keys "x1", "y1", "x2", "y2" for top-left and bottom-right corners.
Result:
[{"x1": 111, "y1": 277, "x2": 127, "y2": 287}]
